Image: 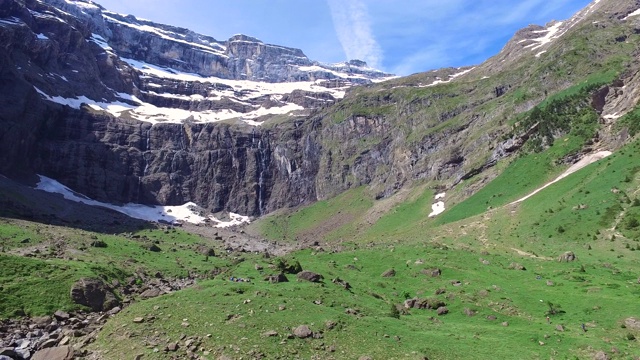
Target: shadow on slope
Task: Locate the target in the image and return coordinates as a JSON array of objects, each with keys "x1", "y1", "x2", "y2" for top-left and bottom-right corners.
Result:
[{"x1": 0, "y1": 175, "x2": 154, "y2": 234}]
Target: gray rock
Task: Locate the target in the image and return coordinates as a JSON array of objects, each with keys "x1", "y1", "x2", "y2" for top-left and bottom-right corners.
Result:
[
  {"x1": 381, "y1": 268, "x2": 396, "y2": 277},
  {"x1": 558, "y1": 251, "x2": 576, "y2": 262},
  {"x1": 53, "y1": 311, "x2": 70, "y2": 321},
  {"x1": 296, "y1": 271, "x2": 323, "y2": 283},
  {"x1": 139, "y1": 288, "x2": 163, "y2": 299},
  {"x1": 293, "y1": 325, "x2": 312, "y2": 339}
]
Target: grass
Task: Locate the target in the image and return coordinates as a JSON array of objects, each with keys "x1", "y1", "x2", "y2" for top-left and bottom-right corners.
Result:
[{"x1": 0, "y1": 224, "x2": 233, "y2": 319}]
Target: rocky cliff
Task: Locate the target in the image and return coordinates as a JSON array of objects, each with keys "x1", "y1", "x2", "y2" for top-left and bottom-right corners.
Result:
[{"x1": 1, "y1": 0, "x2": 639, "y2": 219}]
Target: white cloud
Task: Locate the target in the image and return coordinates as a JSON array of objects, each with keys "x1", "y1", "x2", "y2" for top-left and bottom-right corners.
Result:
[{"x1": 327, "y1": 0, "x2": 382, "y2": 69}]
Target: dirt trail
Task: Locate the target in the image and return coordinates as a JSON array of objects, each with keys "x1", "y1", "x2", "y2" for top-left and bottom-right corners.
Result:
[{"x1": 510, "y1": 151, "x2": 612, "y2": 205}]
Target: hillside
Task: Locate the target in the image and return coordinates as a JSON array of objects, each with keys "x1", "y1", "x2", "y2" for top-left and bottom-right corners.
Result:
[{"x1": 2, "y1": 0, "x2": 640, "y2": 359}]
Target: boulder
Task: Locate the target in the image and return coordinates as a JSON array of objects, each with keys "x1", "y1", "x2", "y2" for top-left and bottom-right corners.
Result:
[
  {"x1": 436, "y1": 306, "x2": 449, "y2": 315},
  {"x1": 381, "y1": 268, "x2": 396, "y2": 277},
  {"x1": 624, "y1": 317, "x2": 640, "y2": 331},
  {"x1": 90, "y1": 240, "x2": 107, "y2": 248},
  {"x1": 53, "y1": 310, "x2": 70, "y2": 321},
  {"x1": 265, "y1": 273, "x2": 288, "y2": 283},
  {"x1": 70, "y1": 278, "x2": 120, "y2": 311},
  {"x1": 32, "y1": 346, "x2": 74, "y2": 360},
  {"x1": 146, "y1": 244, "x2": 162, "y2": 252},
  {"x1": 139, "y1": 288, "x2": 163, "y2": 299},
  {"x1": 296, "y1": 271, "x2": 323, "y2": 283},
  {"x1": 593, "y1": 351, "x2": 608, "y2": 360},
  {"x1": 422, "y1": 268, "x2": 442, "y2": 277},
  {"x1": 558, "y1": 251, "x2": 576, "y2": 262},
  {"x1": 293, "y1": 325, "x2": 313, "y2": 338}
]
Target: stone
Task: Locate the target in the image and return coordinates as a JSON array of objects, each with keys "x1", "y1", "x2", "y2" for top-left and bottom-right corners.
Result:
[
  {"x1": 487, "y1": 315, "x2": 497, "y2": 321},
  {"x1": 293, "y1": 325, "x2": 313, "y2": 338},
  {"x1": 14, "y1": 348, "x2": 30, "y2": 359},
  {"x1": 265, "y1": 273, "x2": 288, "y2": 283},
  {"x1": 558, "y1": 251, "x2": 576, "y2": 262},
  {"x1": 146, "y1": 244, "x2": 162, "y2": 252},
  {"x1": 556, "y1": 325, "x2": 564, "y2": 332},
  {"x1": 624, "y1": 317, "x2": 640, "y2": 331},
  {"x1": 90, "y1": 240, "x2": 107, "y2": 248},
  {"x1": 381, "y1": 268, "x2": 396, "y2": 277},
  {"x1": 593, "y1": 351, "x2": 608, "y2": 360},
  {"x1": 165, "y1": 342, "x2": 179, "y2": 352},
  {"x1": 53, "y1": 310, "x2": 70, "y2": 321},
  {"x1": 436, "y1": 306, "x2": 449, "y2": 315},
  {"x1": 463, "y1": 308, "x2": 476, "y2": 317},
  {"x1": 502, "y1": 321, "x2": 509, "y2": 327},
  {"x1": 32, "y1": 346, "x2": 74, "y2": 360},
  {"x1": 140, "y1": 288, "x2": 163, "y2": 299},
  {"x1": 39, "y1": 339, "x2": 58, "y2": 349},
  {"x1": 261, "y1": 330, "x2": 278, "y2": 337},
  {"x1": 133, "y1": 317, "x2": 144, "y2": 323},
  {"x1": 325, "y1": 320, "x2": 337, "y2": 330},
  {"x1": 296, "y1": 271, "x2": 323, "y2": 283},
  {"x1": 70, "y1": 278, "x2": 120, "y2": 311},
  {"x1": 508, "y1": 262, "x2": 526, "y2": 270},
  {"x1": 107, "y1": 306, "x2": 122, "y2": 315},
  {"x1": 422, "y1": 268, "x2": 442, "y2": 277}
]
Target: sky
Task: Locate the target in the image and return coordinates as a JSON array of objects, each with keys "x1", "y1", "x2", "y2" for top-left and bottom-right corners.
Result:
[{"x1": 94, "y1": 0, "x2": 594, "y2": 76}]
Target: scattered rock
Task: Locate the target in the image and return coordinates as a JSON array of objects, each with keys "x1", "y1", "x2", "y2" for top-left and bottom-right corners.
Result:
[
  {"x1": 265, "y1": 273, "x2": 288, "y2": 283},
  {"x1": 331, "y1": 277, "x2": 351, "y2": 290},
  {"x1": 624, "y1": 317, "x2": 640, "y2": 331},
  {"x1": 165, "y1": 342, "x2": 179, "y2": 352},
  {"x1": 296, "y1": 271, "x2": 323, "y2": 283},
  {"x1": 435, "y1": 288, "x2": 446, "y2": 295},
  {"x1": 90, "y1": 240, "x2": 107, "y2": 248},
  {"x1": 450, "y1": 280, "x2": 462, "y2": 286},
  {"x1": 487, "y1": 315, "x2": 497, "y2": 321},
  {"x1": 133, "y1": 317, "x2": 144, "y2": 323},
  {"x1": 261, "y1": 330, "x2": 278, "y2": 337},
  {"x1": 508, "y1": 262, "x2": 526, "y2": 270},
  {"x1": 403, "y1": 298, "x2": 417, "y2": 309},
  {"x1": 107, "y1": 306, "x2": 121, "y2": 316},
  {"x1": 53, "y1": 311, "x2": 70, "y2": 321},
  {"x1": 556, "y1": 325, "x2": 565, "y2": 332},
  {"x1": 31, "y1": 346, "x2": 74, "y2": 360},
  {"x1": 502, "y1": 321, "x2": 509, "y2": 327},
  {"x1": 558, "y1": 251, "x2": 576, "y2": 262},
  {"x1": 293, "y1": 325, "x2": 313, "y2": 339},
  {"x1": 325, "y1": 320, "x2": 337, "y2": 330},
  {"x1": 546, "y1": 280, "x2": 554, "y2": 286},
  {"x1": 139, "y1": 288, "x2": 163, "y2": 299},
  {"x1": 436, "y1": 306, "x2": 449, "y2": 315},
  {"x1": 381, "y1": 268, "x2": 396, "y2": 277},
  {"x1": 422, "y1": 268, "x2": 442, "y2": 277},
  {"x1": 198, "y1": 247, "x2": 215, "y2": 257},
  {"x1": 593, "y1": 350, "x2": 608, "y2": 360},
  {"x1": 463, "y1": 308, "x2": 476, "y2": 317}
]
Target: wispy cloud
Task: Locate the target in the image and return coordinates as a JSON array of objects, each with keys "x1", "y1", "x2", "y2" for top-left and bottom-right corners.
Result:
[
  {"x1": 370, "y1": 0, "x2": 591, "y2": 74},
  {"x1": 327, "y1": 0, "x2": 382, "y2": 68}
]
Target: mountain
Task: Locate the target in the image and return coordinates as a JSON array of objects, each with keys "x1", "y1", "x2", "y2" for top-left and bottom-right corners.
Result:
[{"x1": 3, "y1": 0, "x2": 640, "y2": 359}]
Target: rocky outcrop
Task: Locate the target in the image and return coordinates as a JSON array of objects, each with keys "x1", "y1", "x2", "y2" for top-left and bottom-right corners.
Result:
[{"x1": 70, "y1": 278, "x2": 120, "y2": 312}]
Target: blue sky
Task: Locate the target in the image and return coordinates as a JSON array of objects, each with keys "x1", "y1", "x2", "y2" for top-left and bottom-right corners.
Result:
[{"x1": 95, "y1": 0, "x2": 593, "y2": 75}]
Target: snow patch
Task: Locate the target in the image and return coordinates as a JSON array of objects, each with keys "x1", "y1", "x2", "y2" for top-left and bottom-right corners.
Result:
[
  {"x1": 36, "y1": 33, "x2": 49, "y2": 40},
  {"x1": 429, "y1": 192, "x2": 446, "y2": 217},
  {"x1": 429, "y1": 202, "x2": 445, "y2": 217},
  {"x1": 624, "y1": 8, "x2": 640, "y2": 20},
  {"x1": 526, "y1": 21, "x2": 564, "y2": 51},
  {"x1": 35, "y1": 175, "x2": 250, "y2": 227},
  {"x1": 511, "y1": 151, "x2": 612, "y2": 204},
  {"x1": 420, "y1": 67, "x2": 475, "y2": 88}
]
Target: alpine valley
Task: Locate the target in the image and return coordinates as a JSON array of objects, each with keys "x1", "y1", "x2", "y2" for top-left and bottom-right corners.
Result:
[{"x1": 1, "y1": 0, "x2": 640, "y2": 359}]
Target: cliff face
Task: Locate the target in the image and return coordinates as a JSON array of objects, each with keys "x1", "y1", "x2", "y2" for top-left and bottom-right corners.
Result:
[{"x1": 1, "y1": 0, "x2": 640, "y2": 218}]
